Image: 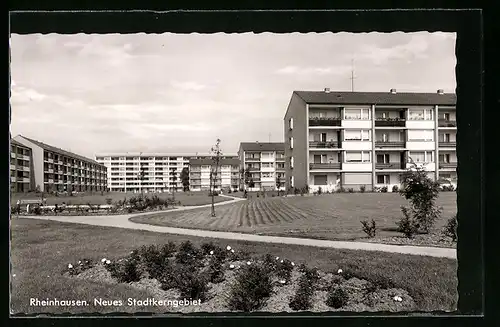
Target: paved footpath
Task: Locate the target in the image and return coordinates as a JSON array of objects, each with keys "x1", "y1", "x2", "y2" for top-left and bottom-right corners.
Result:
[{"x1": 18, "y1": 195, "x2": 456, "y2": 259}]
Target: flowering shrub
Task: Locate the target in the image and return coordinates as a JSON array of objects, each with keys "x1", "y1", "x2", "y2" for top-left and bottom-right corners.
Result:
[
  {"x1": 201, "y1": 241, "x2": 219, "y2": 255},
  {"x1": 66, "y1": 258, "x2": 94, "y2": 276},
  {"x1": 360, "y1": 219, "x2": 377, "y2": 238},
  {"x1": 105, "y1": 251, "x2": 141, "y2": 283},
  {"x1": 205, "y1": 255, "x2": 225, "y2": 284},
  {"x1": 326, "y1": 287, "x2": 349, "y2": 309},
  {"x1": 274, "y1": 259, "x2": 294, "y2": 281},
  {"x1": 160, "y1": 263, "x2": 209, "y2": 301},
  {"x1": 227, "y1": 263, "x2": 273, "y2": 312}
]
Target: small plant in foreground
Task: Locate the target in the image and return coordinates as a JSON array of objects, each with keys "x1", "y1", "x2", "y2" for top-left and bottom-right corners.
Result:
[
  {"x1": 275, "y1": 259, "x2": 294, "y2": 281},
  {"x1": 175, "y1": 240, "x2": 202, "y2": 266},
  {"x1": 159, "y1": 241, "x2": 177, "y2": 258},
  {"x1": 289, "y1": 266, "x2": 320, "y2": 311},
  {"x1": 397, "y1": 207, "x2": 419, "y2": 238},
  {"x1": 347, "y1": 188, "x2": 354, "y2": 193},
  {"x1": 380, "y1": 186, "x2": 388, "y2": 193},
  {"x1": 443, "y1": 214, "x2": 458, "y2": 242},
  {"x1": 392, "y1": 185, "x2": 399, "y2": 193},
  {"x1": 106, "y1": 251, "x2": 141, "y2": 283},
  {"x1": 138, "y1": 245, "x2": 165, "y2": 279},
  {"x1": 227, "y1": 263, "x2": 273, "y2": 312},
  {"x1": 201, "y1": 241, "x2": 219, "y2": 255},
  {"x1": 360, "y1": 219, "x2": 377, "y2": 238},
  {"x1": 205, "y1": 256, "x2": 225, "y2": 284},
  {"x1": 326, "y1": 287, "x2": 349, "y2": 309},
  {"x1": 360, "y1": 185, "x2": 366, "y2": 193}
]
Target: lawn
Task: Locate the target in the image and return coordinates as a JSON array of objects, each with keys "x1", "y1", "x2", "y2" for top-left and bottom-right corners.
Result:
[
  {"x1": 10, "y1": 191, "x2": 231, "y2": 207},
  {"x1": 10, "y1": 218, "x2": 457, "y2": 314},
  {"x1": 130, "y1": 192, "x2": 457, "y2": 242}
]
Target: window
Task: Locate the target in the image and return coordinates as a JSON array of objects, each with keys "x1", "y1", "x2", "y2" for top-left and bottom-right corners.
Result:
[
  {"x1": 344, "y1": 108, "x2": 370, "y2": 120},
  {"x1": 290, "y1": 157, "x2": 294, "y2": 169},
  {"x1": 345, "y1": 151, "x2": 371, "y2": 163},
  {"x1": 290, "y1": 176, "x2": 294, "y2": 187},
  {"x1": 262, "y1": 172, "x2": 274, "y2": 178},
  {"x1": 377, "y1": 154, "x2": 390, "y2": 164},
  {"x1": 261, "y1": 152, "x2": 274, "y2": 159},
  {"x1": 377, "y1": 175, "x2": 390, "y2": 184},
  {"x1": 201, "y1": 165, "x2": 210, "y2": 170},
  {"x1": 407, "y1": 130, "x2": 434, "y2": 141},
  {"x1": 409, "y1": 151, "x2": 434, "y2": 163},
  {"x1": 290, "y1": 137, "x2": 294, "y2": 149},
  {"x1": 289, "y1": 118, "x2": 294, "y2": 129},
  {"x1": 313, "y1": 154, "x2": 327, "y2": 164},
  {"x1": 344, "y1": 130, "x2": 370, "y2": 141},
  {"x1": 439, "y1": 133, "x2": 451, "y2": 142},
  {"x1": 408, "y1": 108, "x2": 434, "y2": 120},
  {"x1": 443, "y1": 113, "x2": 450, "y2": 121},
  {"x1": 439, "y1": 154, "x2": 451, "y2": 163},
  {"x1": 314, "y1": 175, "x2": 328, "y2": 185}
]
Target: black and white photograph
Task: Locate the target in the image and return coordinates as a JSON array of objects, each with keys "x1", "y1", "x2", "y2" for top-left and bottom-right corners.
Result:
[{"x1": 10, "y1": 27, "x2": 460, "y2": 315}]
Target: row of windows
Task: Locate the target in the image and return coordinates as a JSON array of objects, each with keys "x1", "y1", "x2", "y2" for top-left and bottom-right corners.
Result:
[
  {"x1": 98, "y1": 156, "x2": 238, "y2": 161},
  {"x1": 310, "y1": 130, "x2": 449, "y2": 143},
  {"x1": 306, "y1": 108, "x2": 454, "y2": 121},
  {"x1": 303, "y1": 151, "x2": 455, "y2": 164}
]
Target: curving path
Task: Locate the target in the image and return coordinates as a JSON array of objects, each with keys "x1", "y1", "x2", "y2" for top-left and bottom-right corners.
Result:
[{"x1": 17, "y1": 195, "x2": 456, "y2": 259}]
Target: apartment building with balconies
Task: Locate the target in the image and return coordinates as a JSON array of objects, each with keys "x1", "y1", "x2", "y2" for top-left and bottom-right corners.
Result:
[
  {"x1": 95, "y1": 153, "x2": 238, "y2": 193},
  {"x1": 238, "y1": 142, "x2": 286, "y2": 191},
  {"x1": 10, "y1": 139, "x2": 34, "y2": 193},
  {"x1": 13, "y1": 135, "x2": 108, "y2": 193},
  {"x1": 284, "y1": 89, "x2": 457, "y2": 192},
  {"x1": 189, "y1": 158, "x2": 240, "y2": 191}
]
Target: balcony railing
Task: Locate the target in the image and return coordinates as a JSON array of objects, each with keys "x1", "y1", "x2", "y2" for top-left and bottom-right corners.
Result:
[
  {"x1": 308, "y1": 117, "x2": 342, "y2": 127},
  {"x1": 374, "y1": 118, "x2": 406, "y2": 127},
  {"x1": 309, "y1": 162, "x2": 341, "y2": 170},
  {"x1": 438, "y1": 141, "x2": 457, "y2": 147},
  {"x1": 439, "y1": 162, "x2": 458, "y2": 169},
  {"x1": 246, "y1": 167, "x2": 260, "y2": 171},
  {"x1": 438, "y1": 119, "x2": 457, "y2": 127},
  {"x1": 309, "y1": 141, "x2": 340, "y2": 149},
  {"x1": 375, "y1": 141, "x2": 406, "y2": 148},
  {"x1": 245, "y1": 157, "x2": 261, "y2": 161},
  {"x1": 375, "y1": 163, "x2": 405, "y2": 170}
]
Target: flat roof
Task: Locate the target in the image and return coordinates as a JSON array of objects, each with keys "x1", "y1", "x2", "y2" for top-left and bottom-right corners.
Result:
[{"x1": 239, "y1": 142, "x2": 285, "y2": 152}]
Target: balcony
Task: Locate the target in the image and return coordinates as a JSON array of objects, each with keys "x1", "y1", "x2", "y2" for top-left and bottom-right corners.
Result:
[
  {"x1": 375, "y1": 118, "x2": 406, "y2": 127},
  {"x1": 308, "y1": 117, "x2": 341, "y2": 127},
  {"x1": 438, "y1": 141, "x2": 456, "y2": 147},
  {"x1": 438, "y1": 119, "x2": 457, "y2": 127},
  {"x1": 309, "y1": 141, "x2": 339, "y2": 149},
  {"x1": 309, "y1": 162, "x2": 341, "y2": 170},
  {"x1": 375, "y1": 141, "x2": 406, "y2": 148},
  {"x1": 247, "y1": 167, "x2": 260, "y2": 172},
  {"x1": 245, "y1": 157, "x2": 261, "y2": 162},
  {"x1": 375, "y1": 163, "x2": 405, "y2": 170},
  {"x1": 439, "y1": 162, "x2": 458, "y2": 169}
]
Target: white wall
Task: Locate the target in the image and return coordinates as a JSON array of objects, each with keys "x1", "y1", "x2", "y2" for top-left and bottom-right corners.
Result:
[
  {"x1": 341, "y1": 120, "x2": 372, "y2": 129},
  {"x1": 342, "y1": 163, "x2": 373, "y2": 172},
  {"x1": 342, "y1": 141, "x2": 372, "y2": 151},
  {"x1": 406, "y1": 141, "x2": 435, "y2": 151},
  {"x1": 406, "y1": 121, "x2": 435, "y2": 129}
]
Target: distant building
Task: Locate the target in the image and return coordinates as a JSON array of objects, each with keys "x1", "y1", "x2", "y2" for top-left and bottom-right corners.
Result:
[
  {"x1": 10, "y1": 139, "x2": 34, "y2": 193},
  {"x1": 95, "y1": 153, "x2": 238, "y2": 193},
  {"x1": 13, "y1": 135, "x2": 108, "y2": 193},
  {"x1": 238, "y1": 142, "x2": 286, "y2": 191},
  {"x1": 189, "y1": 158, "x2": 240, "y2": 191},
  {"x1": 284, "y1": 89, "x2": 457, "y2": 193}
]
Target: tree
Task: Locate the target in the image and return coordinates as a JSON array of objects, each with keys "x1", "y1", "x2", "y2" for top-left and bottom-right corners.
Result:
[
  {"x1": 180, "y1": 167, "x2": 190, "y2": 192},
  {"x1": 276, "y1": 173, "x2": 282, "y2": 196},
  {"x1": 171, "y1": 171, "x2": 177, "y2": 201},
  {"x1": 243, "y1": 168, "x2": 253, "y2": 190},
  {"x1": 210, "y1": 139, "x2": 222, "y2": 217},
  {"x1": 398, "y1": 160, "x2": 442, "y2": 234},
  {"x1": 137, "y1": 167, "x2": 146, "y2": 199}
]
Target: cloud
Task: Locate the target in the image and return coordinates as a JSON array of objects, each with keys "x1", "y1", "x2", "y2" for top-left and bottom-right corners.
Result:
[
  {"x1": 11, "y1": 86, "x2": 47, "y2": 103},
  {"x1": 276, "y1": 65, "x2": 351, "y2": 75},
  {"x1": 170, "y1": 80, "x2": 207, "y2": 91}
]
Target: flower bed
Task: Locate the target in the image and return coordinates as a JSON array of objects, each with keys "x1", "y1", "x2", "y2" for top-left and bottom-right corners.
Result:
[{"x1": 62, "y1": 241, "x2": 416, "y2": 313}]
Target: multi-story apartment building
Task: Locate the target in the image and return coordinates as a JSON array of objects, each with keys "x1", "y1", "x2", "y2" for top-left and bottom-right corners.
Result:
[
  {"x1": 13, "y1": 135, "x2": 108, "y2": 193},
  {"x1": 189, "y1": 158, "x2": 240, "y2": 191},
  {"x1": 95, "y1": 153, "x2": 238, "y2": 193},
  {"x1": 238, "y1": 142, "x2": 286, "y2": 191},
  {"x1": 10, "y1": 139, "x2": 34, "y2": 193},
  {"x1": 284, "y1": 89, "x2": 457, "y2": 192}
]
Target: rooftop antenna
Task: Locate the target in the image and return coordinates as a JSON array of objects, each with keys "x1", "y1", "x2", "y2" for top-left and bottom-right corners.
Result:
[{"x1": 350, "y1": 58, "x2": 357, "y2": 92}]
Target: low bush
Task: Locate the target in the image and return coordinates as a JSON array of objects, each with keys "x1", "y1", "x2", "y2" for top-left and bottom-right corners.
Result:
[
  {"x1": 317, "y1": 187, "x2": 323, "y2": 195},
  {"x1": 392, "y1": 185, "x2": 399, "y2": 193},
  {"x1": 289, "y1": 266, "x2": 320, "y2": 311},
  {"x1": 106, "y1": 251, "x2": 141, "y2": 283},
  {"x1": 67, "y1": 258, "x2": 94, "y2": 276},
  {"x1": 175, "y1": 241, "x2": 203, "y2": 266},
  {"x1": 347, "y1": 188, "x2": 354, "y2": 193},
  {"x1": 326, "y1": 287, "x2": 349, "y2": 309},
  {"x1": 397, "y1": 207, "x2": 419, "y2": 238},
  {"x1": 360, "y1": 219, "x2": 377, "y2": 238},
  {"x1": 160, "y1": 263, "x2": 209, "y2": 301},
  {"x1": 360, "y1": 185, "x2": 366, "y2": 193},
  {"x1": 441, "y1": 185, "x2": 455, "y2": 192},
  {"x1": 380, "y1": 186, "x2": 388, "y2": 193},
  {"x1": 227, "y1": 263, "x2": 274, "y2": 312},
  {"x1": 275, "y1": 259, "x2": 294, "y2": 281},
  {"x1": 205, "y1": 256, "x2": 225, "y2": 284},
  {"x1": 443, "y1": 214, "x2": 458, "y2": 241},
  {"x1": 105, "y1": 198, "x2": 113, "y2": 205},
  {"x1": 138, "y1": 245, "x2": 166, "y2": 279},
  {"x1": 33, "y1": 207, "x2": 42, "y2": 215}
]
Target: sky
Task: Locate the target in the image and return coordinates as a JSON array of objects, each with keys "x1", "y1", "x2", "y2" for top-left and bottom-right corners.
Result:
[{"x1": 10, "y1": 32, "x2": 456, "y2": 158}]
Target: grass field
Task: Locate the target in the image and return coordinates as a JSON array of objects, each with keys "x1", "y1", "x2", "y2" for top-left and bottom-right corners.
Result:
[
  {"x1": 130, "y1": 192, "x2": 457, "y2": 241},
  {"x1": 10, "y1": 191, "x2": 231, "y2": 207},
  {"x1": 10, "y1": 218, "x2": 457, "y2": 314}
]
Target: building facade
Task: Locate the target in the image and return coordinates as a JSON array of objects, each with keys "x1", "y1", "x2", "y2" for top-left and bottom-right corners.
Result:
[
  {"x1": 13, "y1": 135, "x2": 108, "y2": 193},
  {"x1": 238, "y1": 142, "x2": 286, "y2": 191},
  {"x1": 189, "y1": 158, "x2": 240, "y2": 191},
  {"x1": 10, "y1": 139, "x2": 34, "y2": 193},
  {"x1": 284, "y1": 89, "x2": 457, "y2": 193},
  {"x1": 95, "y1": 153, "x2": 238, "y2": 193}
]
